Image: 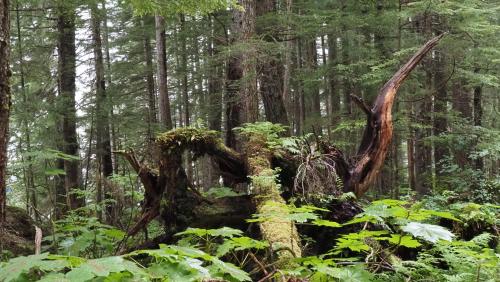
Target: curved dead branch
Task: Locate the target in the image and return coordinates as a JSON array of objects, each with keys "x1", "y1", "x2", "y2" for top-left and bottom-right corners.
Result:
[{"x1": 345, "y1": 34, "x2": 445, "y2": 197}]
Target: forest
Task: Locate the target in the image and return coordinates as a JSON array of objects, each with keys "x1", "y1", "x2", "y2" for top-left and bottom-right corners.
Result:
[{"x1": 0, "y1": 0, "x2": 499, "y2": 281}]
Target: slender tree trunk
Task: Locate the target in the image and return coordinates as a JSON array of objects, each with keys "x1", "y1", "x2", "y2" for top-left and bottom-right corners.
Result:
[
  {"x1": 451, "y1": 81, "x2": 472, "y2": 168},
  {"x1": 206, "y1": 15, "x2": 223, "y2": 188},
  {"x1": 282, "y1": 0, "x2": 293, "y2": 129},
  {"x1": 341, "y1": 37, "x2": 352, "y2": 116},
  {"x1": 142, "y1": 16, "x2": 157, "y2": 147},
  {"x1": 57, "y1": 4, "x2": 84, "y2": 209},
  {"x1": 304, "y1": 39, "x2": 321, "y2": 133},
  {"x1": 0, "y1": 0, "x2": 11, "y2": 224},
  {"x1": 473, "y1": 74, "x2": 484, "y2": 171},
  {"x1": 91, "y1": 3, "x2": 114, "y2": 222},
  {"x1": 295, "y1": 37, "x2": 305, "y2": 135},
  {"x1": 433, "y1": 49, "x2": 448, "y2": 178},
  {"x1": 179, "y1": 14, "x2": 193, "y2": 180},
  {"x1": 179, "y1": 15, "x2": 190, "y2": 127},
  {"x1": 155, "y1": 15, "x2": 173, "y2": 130},
  {"x1": 414, "y1": 71, "x2": 433, "y2": 196},
  {"x1": 15, "y1": 4, "x2": 39, "y2": 220},
  {"x1": 407, "y1": 100, "x2": 417, "y2": 191},
  {"x1": 327, "y1": 34, "x2": 340, "y2": 132},
  {"x1": 101, "y1": 0, "x2": 119, "y2": 174}
]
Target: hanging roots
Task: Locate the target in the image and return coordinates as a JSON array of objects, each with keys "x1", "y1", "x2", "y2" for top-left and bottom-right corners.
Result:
[{"x1": 293, "y1": 144, "x2": 341, "y2": 198}]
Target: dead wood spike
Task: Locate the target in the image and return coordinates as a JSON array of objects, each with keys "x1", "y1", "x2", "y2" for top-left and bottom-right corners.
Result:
[{"x1": 345, "y1": 34, "x2": 445, "y2": 197}]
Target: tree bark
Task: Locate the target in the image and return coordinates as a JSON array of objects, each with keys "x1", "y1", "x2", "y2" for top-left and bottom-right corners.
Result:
[
  {"x1": 226, "y1": 0, "x2": 257, "y2": 148},
  {"x1": 451, "y1": 81, "x2": 471, "y2": 168},
  {"x1": 155, "y1": 15, "x2": 173, "y2": 130},
  {"x1": 206, "y1": 15, "x2": 223, "y2": 188},
  {"x1": 414, "y1": 71, "x2": 433, "y2": 196},
  {"x1": 327, "y1": 34, "x2": 340, "y2": 131},
  {"x1": 91, "y1": 2, "x2": 114, "y2": 221},
  {"x1": 142, "y1": 16, "x2": 157, "y2": 146},
  {"x1": 433, "y1": 51, "x2": 448, "y2": 177},
  {"x1": 473, "y1": 76, "x2": 483, "y2": 171},
  {"x1": 256, "y1": 0, "x2": 289, "y2": 128},
  {"x1": 15, "y1": 4, "x2": 38, "y2": 220},
  {"x1": 0, "y1": 0, "x2": 10, "y2": 224},
  {"x1": 304, "y1": 39, "x2": 321, "y2": 133},
  {"x1": 57, "y1": 4, "x2": 84, "y2": 209}
]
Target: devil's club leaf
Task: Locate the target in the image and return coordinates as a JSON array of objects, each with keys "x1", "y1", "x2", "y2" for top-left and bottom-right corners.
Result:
[{"x1": 402, "y1": 222, "x2": 455, "y2": 243}]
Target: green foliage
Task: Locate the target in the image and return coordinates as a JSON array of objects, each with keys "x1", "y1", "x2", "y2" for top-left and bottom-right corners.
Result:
[
  {"x1": 0, "y1": 244, "x2": 252, "y2": 282},
  {"x1": 234, "y1": 122, "x2": 289, "y2": 150},
  {"x1": 45, "y1": 212, "x2": 125, "y2": 258},
  {"x1": 248, "y1": 202, "x2": 331, "y2": 224},
  {"x1": 2, "y1": 202, "x2": 499, "y2": 281},
  {"x1": 128, "y1": 0, "x2": 239, "y2": 16},
  {"x1": 203, "y1": 186, "x2": 245, "y2": 199}
]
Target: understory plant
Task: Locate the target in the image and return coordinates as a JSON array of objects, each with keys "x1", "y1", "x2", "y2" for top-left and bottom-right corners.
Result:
[{"x1": 1, "y1": 199, "x2": 498, "y2": 281}]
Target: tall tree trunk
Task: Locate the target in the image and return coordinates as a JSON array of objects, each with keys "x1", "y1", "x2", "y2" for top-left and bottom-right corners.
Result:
[
  {"x1": 295, "y1": 38, "x2": 305, "y2": 135},
  {"x1": 433, "y1": 48, "x2": 448, "y2": 178},
  {"x1": 101, "y1": 0, "x2": 119, "y2": 174},
  {"x1": 407, "y1": 101, "x2": 417, "y2": 192},
  {"x1": 451, "y1": 81, "x2": 472, "y2": 168},
  {"x1": 91, "y1": 3, "x2": 114, "y2": 222},
  {"x1": 206, "y1": 15, "x2": 223, "y2": 188},
  {"x1": 57, "y1": 4, "x2": 84, "y2": 209},
  {"x1": 15, "y1": 4, "x2": 38, "y2": 220},
  {"x1": 414, "y1": 71, "x2": 433, "y2": 196},
  {"x1": 304, "y1": 39, "x2": 321, "y2": 133},
  {"x1": 473, "y1": 76, "x2": 483, "y2": 171},
  {"x1": 179, "y1": 14, "x2": 193, "y2": 180},
  {"x1": 256, "y1": 0, "x2": 289, "y2": 128},
  {"x1": 0, "y1": 0, "x2": 11, "y2": 224},
  {"x1": 282, "y1": 0, "x2": 293, "y2": 129},
  {"x1": 225, "y1": 0, "x2": 257, "y2": 148},
  {"x1": 341, "y1": 37, "x2": 352, "y2": 116},
  {"x1": 142, "y1": 16, "x2": 157, "y2": 147},
  {"x1": 179, "y1": 15, "x2": 190, "y2": 127},
  {"x1": 155, "y1": 15, "x2": 173, "y2": 130},
  {"x1": 327, "y1": 34, "x2": 340, "y2": 132}
]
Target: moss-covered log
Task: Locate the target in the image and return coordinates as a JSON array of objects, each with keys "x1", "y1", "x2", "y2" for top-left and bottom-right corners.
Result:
[{"x1": 244, "y1": 133, "x2": 302, "y2": 267}]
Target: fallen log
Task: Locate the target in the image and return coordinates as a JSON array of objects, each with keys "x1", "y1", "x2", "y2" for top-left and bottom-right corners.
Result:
[{"x1": 117, "y1": 34, "x2": 445, "y2": 269}]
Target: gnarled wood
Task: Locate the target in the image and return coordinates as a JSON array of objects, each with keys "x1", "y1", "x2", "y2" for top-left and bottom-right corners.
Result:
[
  {"x1": 120, "y1": 128, "x2": 248, "y2": 236},
  {"x1": 345, "y1": 34, "x2": 445, "y2": 197}
]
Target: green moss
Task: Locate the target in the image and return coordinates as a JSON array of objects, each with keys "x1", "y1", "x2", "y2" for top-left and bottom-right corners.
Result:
[
  {"x1": 242, "y1": 126, "x2": 303, "y2": 267},
  {"x1": 156, "y1": 127, "x2": 221, "y2": 156}
]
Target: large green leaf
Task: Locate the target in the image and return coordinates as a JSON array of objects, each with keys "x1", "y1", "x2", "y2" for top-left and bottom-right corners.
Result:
[
  {"x1": 65, "y1": 256, "x2": 145, "y2": 281},
  {"x1": 0, "y1": 253, "x2": 70, "y2": 282},
  {"x1": 210, "y1": 258, "x2": 252, "y2": 282},
  {"x1": 402, "y1": 222, "x2": 455, "y2": 243}
]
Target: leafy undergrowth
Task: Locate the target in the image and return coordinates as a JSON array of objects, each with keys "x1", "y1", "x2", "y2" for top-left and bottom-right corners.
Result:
[{"x1": 1, "y1": 199, "x2": 498, "y2": 282}]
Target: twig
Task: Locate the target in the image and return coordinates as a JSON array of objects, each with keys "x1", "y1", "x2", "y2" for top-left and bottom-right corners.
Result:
[
  {"x1": 249, "y1": 252, "x2": 268, "y2": 276},
  {"x1": 257, "y1": 269, "x2": 277, "y2": 282},
  {"x1": 351, "y1": 94, "x2": 373, "y2": 116}
]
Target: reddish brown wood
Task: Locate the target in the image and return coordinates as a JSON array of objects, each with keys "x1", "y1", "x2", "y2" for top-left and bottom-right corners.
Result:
[{"x1": 322, "y1": 35, "x2": 445, "y2": 197}]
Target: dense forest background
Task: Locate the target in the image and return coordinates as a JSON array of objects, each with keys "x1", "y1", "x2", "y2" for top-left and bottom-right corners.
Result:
[{"x1": 0, "y1": 0, "x2": 498, "y2": 281}]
